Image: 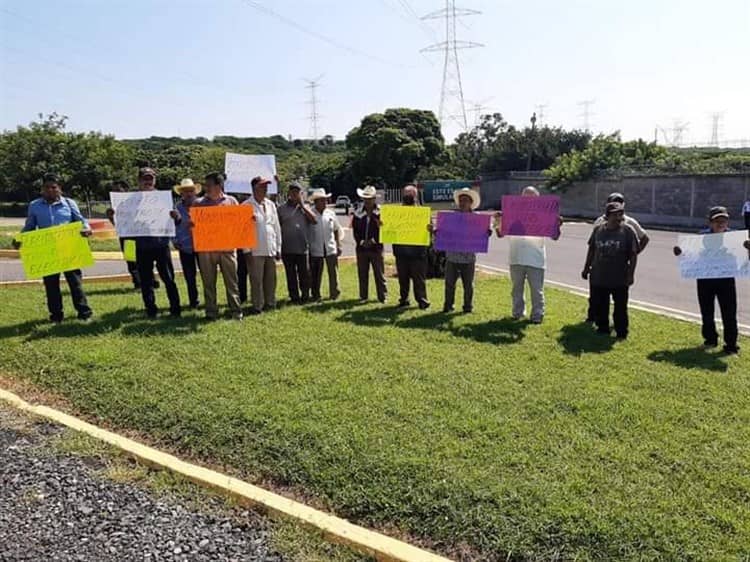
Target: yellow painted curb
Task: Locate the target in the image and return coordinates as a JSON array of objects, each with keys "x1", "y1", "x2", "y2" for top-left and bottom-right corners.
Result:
[{"x1": 0, "y1": 387, "x2": 453, "y2": 562}]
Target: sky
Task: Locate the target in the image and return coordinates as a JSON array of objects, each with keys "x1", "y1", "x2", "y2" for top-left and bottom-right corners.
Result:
[{"x1": 1, "y1": 0, "x2": 749, "y2": 144}]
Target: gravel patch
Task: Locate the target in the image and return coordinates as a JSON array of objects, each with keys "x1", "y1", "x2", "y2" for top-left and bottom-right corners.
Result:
[{"x1": 0, "y1": 405, "x2": 284, "y2": 562}]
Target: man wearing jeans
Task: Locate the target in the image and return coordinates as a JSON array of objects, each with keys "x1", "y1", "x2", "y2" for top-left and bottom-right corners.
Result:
[
  {"x1": 16, "y1": 173, "x2": 93, "y2": 323},
  {"x1": 192, "y1": 172, "x2": 242, "y2": 320},
  {"x1": 582, "y1": 202, "x2": 639, "y2": 339},
  {"x1": 242, "y1": 176, "x2": 281, "y2": 314},
  {"x1": 278, "y1": 181, "x2": 314, "y2": 304}
]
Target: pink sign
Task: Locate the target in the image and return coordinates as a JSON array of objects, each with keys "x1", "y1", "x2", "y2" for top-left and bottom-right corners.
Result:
[{"x1": 500, "y1": 195, "x2": 560, "y2": 237}]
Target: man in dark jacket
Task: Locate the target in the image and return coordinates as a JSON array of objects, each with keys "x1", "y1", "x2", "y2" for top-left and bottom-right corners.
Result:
[
  {"x1": 351, "y1": 185, "x2": 387, "y2": 304},
  {"x1": 392, "y1": 184, "x2": 431, "y2": 309}
]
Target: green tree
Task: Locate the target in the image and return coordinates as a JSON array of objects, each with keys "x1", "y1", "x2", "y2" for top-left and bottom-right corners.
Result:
[{"x1": 346, "y1": 108, "x2": 445, "y2": 188}]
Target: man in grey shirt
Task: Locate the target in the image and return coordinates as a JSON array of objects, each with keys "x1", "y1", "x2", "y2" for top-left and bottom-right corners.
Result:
[{"x1": 277, "y1": 181, "x2": 315, "y2": 303}]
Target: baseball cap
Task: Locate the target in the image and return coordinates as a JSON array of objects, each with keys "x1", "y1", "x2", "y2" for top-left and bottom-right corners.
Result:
[
  {"x1": 138, "y1": 167, "x2": 157, "y2": 178},
  {"x1": 708, "y1": 206, "x2": 729, "y2": 221},
  {"x1": 606, "y1": 192, "x2": 625, "y2": 204},
  {"x1": 251, "y1": 176, "x2": 272, "y2": 188},
  {"x1": 605, "y1": 201, "x2": 625, "y2": 215},
  {"x1": 288, "y1": 181, "x2": 302, "y2": 191}
]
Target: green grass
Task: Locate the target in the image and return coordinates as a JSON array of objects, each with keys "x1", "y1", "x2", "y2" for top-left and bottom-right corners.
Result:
[
  {"x1": 1, "y1": 264, "x2": 748, "y2": 561},
  {"x1": 0, "y1": 231, "x2": 121, "y2": 251}
]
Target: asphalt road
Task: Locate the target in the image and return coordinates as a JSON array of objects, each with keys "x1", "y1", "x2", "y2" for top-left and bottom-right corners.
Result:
[{"x1": 2, "y1": 217, "x2": 748, "y2": 328}]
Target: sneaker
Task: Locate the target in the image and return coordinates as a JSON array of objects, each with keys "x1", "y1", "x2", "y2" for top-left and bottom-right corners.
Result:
[
  {"x1": 530, "y1": 317, "x2": 543, "y2": 324},
  {"x1": 463, "y1": 307, "x2": 473, "y2": 314},
  {"x1": 512, "y1": 314, "x2": 524, "y2": 320},
  {"x1": 358, "y1": 298, "x2": 368, "y2": 305}
]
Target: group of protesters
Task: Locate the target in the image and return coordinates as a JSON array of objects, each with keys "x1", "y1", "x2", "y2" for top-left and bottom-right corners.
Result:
[{"x1": 14, "y1": 168, "x2": 750, "y2": 355}]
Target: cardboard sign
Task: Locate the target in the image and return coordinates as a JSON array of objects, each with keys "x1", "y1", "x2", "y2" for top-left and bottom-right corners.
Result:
[
  {"x1": 678, "y1": 231, "x2": 750, "y2": 279},
  {"x1": 190, "y1": 205, "x2": 256, "y2": 252},
  {"x1": 122, "y1": 239, "x2": 136, "y2": 262},
  {"x1": 435, "y1": 211, "x2": 491, "y2": 253},
  {"x1": 19, "y1": 222, "x2": 94, "y2": 279},
  {"x1": 224, "y1": 153, "x2": 278, "y2": 195},
  {"x1": 500, "y1": 195, "x2": 560, "y2": 237},
  {"x1": 379, "y1": 205, "x2": 431, "y2": 246},
  {"x1": 109, "y1": 191, "x2": 175, "y2": 238}
]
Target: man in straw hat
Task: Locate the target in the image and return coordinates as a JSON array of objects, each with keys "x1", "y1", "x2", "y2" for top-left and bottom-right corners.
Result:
[
  {"x1": 308, "y1": 188, "x2": 343, "y2": 301},
  {"x1": 278, "y1": 180, "x2": 315, "y2": 304},
  {"x1": 108, "y1": 167, "x2": 182, "y2": 318},
  {"x1": 191, "y1": 172, "x2": 243, "y2": 320},
  {"x1": 439, "y1": 187, "x2": 485, "y2": 313},
  {"x1": 495, "y1": 186, "x2": 560, "y2": 323},
  {"x1": 170, "y1": 178, "x2": 202, "y2": 309},
  {"x1": 351, "y1": 185, "x2": 387, "y2": 303},
  {"x1": 241, "y1": 176, "x2": 281, "y2": 314},
  {"x1": 392, "y1": 184, "x2": 431, "y2": 309}
]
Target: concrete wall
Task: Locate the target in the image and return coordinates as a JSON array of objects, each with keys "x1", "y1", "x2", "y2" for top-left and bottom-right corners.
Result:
[{"x1": 481, "y1": 174, "x2": 750, "y2": 229}]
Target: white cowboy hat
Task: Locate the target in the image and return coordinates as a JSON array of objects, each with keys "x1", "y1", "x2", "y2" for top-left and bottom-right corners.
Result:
[
  {"x1": 308, "y1": 188, "x2": 332, "y2": 202},
  {"x1": 173, "y1": 178, "x2": 202, "y2": 195},
  {"x1": 356, "y1": 185, "x2": 377, "y2": 199},
  {"x1": 453, "y1": 187, "x2": 481, "y2": 210}
]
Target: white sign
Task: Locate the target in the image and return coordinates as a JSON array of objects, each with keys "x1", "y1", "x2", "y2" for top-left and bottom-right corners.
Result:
[
  {"x1": 678, "y1": 230, "x2": 750, "y2": 279},
  {"x1": 109, "y1": 191, "x2": 175, "y2": 238},
  {"x1": 224, "y1": 153, "x2": 278, "y2": 195}
]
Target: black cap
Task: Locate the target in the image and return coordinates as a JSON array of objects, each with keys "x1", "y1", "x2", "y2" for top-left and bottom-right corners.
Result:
[
  {"x1": 708, "y1": 206, "x2": 729, "y2": 221},
  {"x1": 138, "y1": 167, "x2": 157, "y2": 178},
  {"x1": 42, "y1": 172, "x2": 61, "y2": 184},
  {"x1": 605, "y1": 201, "x2": 625, "y2": 216},
  {"x1": 607, "y1": 192, "x2": 625, "y2": 204}
]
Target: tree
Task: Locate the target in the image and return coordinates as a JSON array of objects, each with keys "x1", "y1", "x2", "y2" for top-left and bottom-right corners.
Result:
[{"x1": 346, "y1": 108, "x2": 445, "y2": 188}]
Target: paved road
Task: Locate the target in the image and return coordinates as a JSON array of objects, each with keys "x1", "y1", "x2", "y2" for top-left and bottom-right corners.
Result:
[{"x1": 2, "y1": 218, "x2": 748, "y2": 328}]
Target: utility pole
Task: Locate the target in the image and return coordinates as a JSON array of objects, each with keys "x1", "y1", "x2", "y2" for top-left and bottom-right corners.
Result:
[
  {"x1": 577, "y1": 99, "x2": 595, "y2": 132},
  {"x1": 526, "y1": 112, "x2": 537, "y2": 171},
  {"x1": 421, "y1": 1, "x2": 483, "y2": 133},
  {"x1": 303, "y1": 75, "x2": 323, "y2": 142}
]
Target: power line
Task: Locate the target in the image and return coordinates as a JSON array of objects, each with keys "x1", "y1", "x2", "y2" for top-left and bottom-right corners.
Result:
[{"x1": 421, "y1": 1, "x2": 484, "y2": 133}]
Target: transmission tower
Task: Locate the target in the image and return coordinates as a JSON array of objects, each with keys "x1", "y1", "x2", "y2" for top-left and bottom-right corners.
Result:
[
  {"x1": 577, "y1": 99, "x2": 595, "y2": 132},
  {"x1": 421, "y1": 1, "x2": 484, "y2": 132},
  {"x1": 303, "y1": 75, "x2": 323, "y2": 142},
  {"x1": 535, "y1": 103, "x2": 548, "y2": 127},
  {"x1": 709, "y1": 111, "x2": 724, "y2": 147}
]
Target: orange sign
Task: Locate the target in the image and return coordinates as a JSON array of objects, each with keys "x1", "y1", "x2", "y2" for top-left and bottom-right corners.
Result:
[{"x1": 190, "y1": 205, "x2": 256, "y2": 252}]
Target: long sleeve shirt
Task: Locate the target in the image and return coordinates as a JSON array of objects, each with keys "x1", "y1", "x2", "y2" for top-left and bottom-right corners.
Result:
[
  {"x1": 351, "y1": 205, "x2": 383, "y2": 252},
  {"x1": 308, "y1": 208, "x2": 342, "y2": 257},
  {"x1": 243, "y1": 196, "x2": 281, "y2": 256},
  {"x1": 22, "y1": 197, "x2": 90, "y2": 232}
]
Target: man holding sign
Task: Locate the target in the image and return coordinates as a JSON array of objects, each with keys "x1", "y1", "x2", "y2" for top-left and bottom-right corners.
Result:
[
  {"x1": 15, "y1": 173, "x2": 93, "y2": 323},
  {"x1": 673, "y1": 206, "x2": 750, "y2": 354}
]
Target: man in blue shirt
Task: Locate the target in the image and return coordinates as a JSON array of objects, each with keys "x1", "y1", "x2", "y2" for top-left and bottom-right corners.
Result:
[{"x1": 15, "y1": 173, "x2": 93, "y2": 323}]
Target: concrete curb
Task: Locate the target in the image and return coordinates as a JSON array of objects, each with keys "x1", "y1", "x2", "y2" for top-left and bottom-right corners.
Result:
[{"x1": 0, "y1": 387, "x2": 453, "y2": 562}]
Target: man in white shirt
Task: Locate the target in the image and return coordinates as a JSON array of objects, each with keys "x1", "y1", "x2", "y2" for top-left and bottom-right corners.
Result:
[
  {"x1": 242, "y1": 176, "x2": 282, "y2": 314},
  {"x1": 496, "y1": 186, "x2": 559, "y2": 323},
  {"x1": 743, "y1": 197, "x2": 750, "y2": 230},
  {"x1": 308, "y1": 189, "x2": 343, "y2": 300}
]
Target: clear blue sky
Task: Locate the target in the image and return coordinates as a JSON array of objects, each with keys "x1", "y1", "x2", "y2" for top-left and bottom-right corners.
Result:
[{"x1": 1, "y1": 0, "x2": 748, "y2": 144}]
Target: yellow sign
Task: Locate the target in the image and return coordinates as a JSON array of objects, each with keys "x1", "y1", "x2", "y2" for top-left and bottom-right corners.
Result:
[
  {"x1": 379, "y1": 205, "x2": 431, "y2": 246},
  {"x1": 123, "y1": 239, "x2": 136, "y2": 262},
  {"x1": 19, "y1": 223, "x2": 95, "y2": 279}
]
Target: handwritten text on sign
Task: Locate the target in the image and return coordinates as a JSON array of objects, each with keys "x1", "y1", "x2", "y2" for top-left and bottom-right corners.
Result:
[
  {"x1": 379, "y1": 205, "x2": 432, "y2": 246},
  {"x1": 224, "y1": 153, "x2": 278, "y2": 195},
  {"x1": 435, "y1": 212, "x2": 491, "y2": 253},
  {"x1": 19, "y1": 222, "x2": 94, "y2": 279},
  {"x1": 500, "y1": 195, "x2": 560, "y2": 238},
  {"x1": 110, "y1": 191, "x2": 175, "y2": 238},
  {"x1": 190, "y1": 205, "x2": 256, "y2": 252},
  {"x1": 678, "y1": 230, "x2": 750, "y2": 279}
]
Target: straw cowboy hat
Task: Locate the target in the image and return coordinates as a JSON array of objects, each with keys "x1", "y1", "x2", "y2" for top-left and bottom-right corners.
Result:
[
  {"x1": 308, "y1": 188, "x2": 332, "y2": 202},
  {"x1": 173, "y1": 178, "x2": 202, "y2": 195},
  {"x1": 453, "y1": 187, "x2": 481, "y2": 210},
  {"x1": 356, "y1": 185, "x2": 377, "y2": 199}
]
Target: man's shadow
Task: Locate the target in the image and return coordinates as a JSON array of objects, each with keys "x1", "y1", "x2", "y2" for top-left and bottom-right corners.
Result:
[
  {"x1": 647, "y1": 347, "x2": 729, "y2": 373},
  {"x1": 557, "y1": 322, "x2": 615, "y2": 356}
]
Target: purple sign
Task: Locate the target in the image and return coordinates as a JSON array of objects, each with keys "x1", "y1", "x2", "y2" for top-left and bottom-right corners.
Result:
[
  {"x1": 500, "y1": 195, "x2": 560, "y2": 237},
  {"x1": 435, "y1": 212, "x2": 491, "y2": 253}
]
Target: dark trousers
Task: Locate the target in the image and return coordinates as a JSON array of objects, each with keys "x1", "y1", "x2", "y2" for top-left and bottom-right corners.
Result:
[
  {"x1": 591, "y1": 285, "x2": 629, "y2": 337},
  {"x1": 237, "y1": 249, "x2": 248, "y2": 303},
  {"x1": 118, "y1": 238, "x2": 141, "y2": 288},
  {"x1": 282, "y1": 253, "x2": 310, "y2": 302},
  {"x1": 309, "y1": 255, "x2": 340, "y2": 300},
  {"x1": 179, "y1": 250, "x2": 200, "y2": 308},
  {"x1": 43, "y1": 270, "x2": 92, "y2": 321},
  {"x1": 587, "y1": 277, "x2": 595, "y2": 321},
  {"x1": 744, "y1": 212, "x2": 750, "y2": 230},
  {"x1": 697, "y1": 278, "x2": 738, "y2": 349},
  {"x1": 356, "y1": 249, "x2": 387, "y2": 302},
  {"x1": 395, "y1": 256, "x2": 429, "y2": 306},
  {"x1": 444, "y1": 260, "x2": 475, "y2": 311},
  {"x1": 136, "y1": 246, "x2": 181, "y2": 316}
]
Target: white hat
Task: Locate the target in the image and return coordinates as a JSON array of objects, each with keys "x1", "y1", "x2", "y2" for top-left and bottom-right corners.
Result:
[
  {"x1": 453, "y1": 187, "x2": 481, "y2": 210},
  {"x1": 356, "y1": 185, "x2": 377, "y2": 199},
  {"x1": 308, "y1": 188, "x2": 332, "y2": 202},
  {"x1": 173, "y1": 178, "x2": 202, "y2": 195}
]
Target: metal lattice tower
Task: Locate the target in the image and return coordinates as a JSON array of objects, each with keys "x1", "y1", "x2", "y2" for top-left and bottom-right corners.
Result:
[
  {"x1": 421, "y1": 1, "x2": 483, "y2": 132},
  {"x1": 577, "y1": 99, "x2": 595, "y2": 132},
  {"x1": 304, "y1": 75, "x2": 323, "y2": 142},
  {"x1": 535, "y1": 103, "x2": 548, "y2": 127},
  {"x1": 709, "y1": 112, "x2": 724, "y2": 147}
]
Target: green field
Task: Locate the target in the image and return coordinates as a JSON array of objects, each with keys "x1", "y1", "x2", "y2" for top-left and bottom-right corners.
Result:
[{"x1": 0, "y1": 265, "x2": 748, "y2": 560}]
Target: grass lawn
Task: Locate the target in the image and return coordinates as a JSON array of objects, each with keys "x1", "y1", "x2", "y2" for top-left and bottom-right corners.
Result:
[
  {"x1": 0, "y1": 230, "x2": 122, "y2": 252},
  {"x1": 0, "y1": 264, "x2": 748, "y2": 561}
]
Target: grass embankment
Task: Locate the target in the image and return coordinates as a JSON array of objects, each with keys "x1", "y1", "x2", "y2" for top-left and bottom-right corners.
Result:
[{"x1": 0, "y1": 265, "x2": 748, "y2": 560}]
